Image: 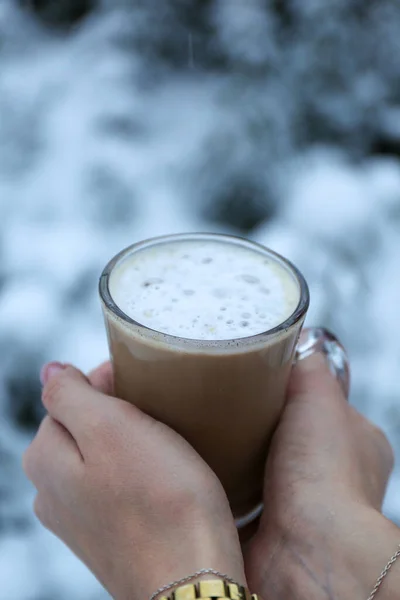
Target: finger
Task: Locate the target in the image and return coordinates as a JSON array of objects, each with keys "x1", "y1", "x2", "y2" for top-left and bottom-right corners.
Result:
[
  {"x1": 267, "y1": 344, "x2": 355, "y2": 485},
  {"x1": 42, "y1": 363, "x2": 109, "y2": 442},
  {"x1": 286, "y1": 350, "x2": 394, "y2": 493},
  {"x1": 23, "y1": 416, "x2": 82, "y2": 491},
  {"x1": 284, "y1": 350, "x2": 352, "y2": 447},
  {"x1": 41, "y1": 363, "x2": 139, "y2": 450},
  {"x1": 295, "y1": 327, "x2": 350, "y2": 398},
  {"x1": 289, "y1": 327, "x2": 351, "y2": 413},
  {"x1": 88, "y1": 361, "x2": 114, "y2": 395},
  {"x1": 290, "y1": 350, "x2": 346, "y2": 404}
]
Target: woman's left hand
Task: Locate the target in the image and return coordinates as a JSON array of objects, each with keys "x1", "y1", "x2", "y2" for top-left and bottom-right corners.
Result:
[
  {"x1": 23, "y1": 362, "x2": 245, "y2": 600},
  {"x1": 243, "y1": 342, "x2": 398, "y2": 600}
]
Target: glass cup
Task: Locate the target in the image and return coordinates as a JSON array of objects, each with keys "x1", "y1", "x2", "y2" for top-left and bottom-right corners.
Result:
[{"x1": 99, "y1": 233, "x2": 309, "y2": 524}]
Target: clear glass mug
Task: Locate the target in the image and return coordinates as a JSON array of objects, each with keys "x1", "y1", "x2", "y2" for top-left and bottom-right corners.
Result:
[{"x1": 99, "y1": 234, "x2": 310, "y2": 525}]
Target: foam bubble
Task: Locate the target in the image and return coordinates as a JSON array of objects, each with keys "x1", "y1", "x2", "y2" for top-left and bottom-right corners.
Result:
[{"x1": 109, "y1": 240, "x2": 300, "y2": 340}]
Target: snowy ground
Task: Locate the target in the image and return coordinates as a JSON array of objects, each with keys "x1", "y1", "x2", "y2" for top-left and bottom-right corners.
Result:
[{"x1": 0, "y1": 2, "x2": 399, "y2": 599}]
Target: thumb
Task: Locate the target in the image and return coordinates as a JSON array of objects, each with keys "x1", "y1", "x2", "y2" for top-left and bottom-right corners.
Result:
[
  {"x1": 288, "y1": 351, "x2": 348, "y2": 413},
  {"x1": 263, "y1": 330, "x2": 352, "y2": 493},
  {"x1": 280, "y1": 329, "x2": 351, "y2": 451},
  {"x1": 247, "y1": 340, "x2": 352, "y2": 546},
  {"x1": 279, "y1": 351, "x2": 350, "y2": 453},
  {"x1": 292, "y1": 327, "x2": 350, "y2": 400}
]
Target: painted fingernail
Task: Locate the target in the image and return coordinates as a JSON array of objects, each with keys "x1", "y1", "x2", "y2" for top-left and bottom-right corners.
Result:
[
  {"x1": 296, "y1": 327, "x2": 350, "y2": 398},
  {"x1": 40, "y1": 362, "x2": 66, "y2": 386}
]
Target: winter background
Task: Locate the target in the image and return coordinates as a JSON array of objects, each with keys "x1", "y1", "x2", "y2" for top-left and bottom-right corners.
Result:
[{"x1": 1, "y1": 0, "x2": 400, "y2": 598}]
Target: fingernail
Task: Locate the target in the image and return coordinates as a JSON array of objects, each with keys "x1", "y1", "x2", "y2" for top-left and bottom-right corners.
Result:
[
  {"x1": 296, "y1": 327, "x2": 350, "y2": 398},
  {"x1": 40, "y1": 362, "x2": 66, "y2": 386}
]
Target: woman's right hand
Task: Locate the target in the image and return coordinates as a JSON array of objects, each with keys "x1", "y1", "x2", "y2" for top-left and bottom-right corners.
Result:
[
  {"x1": 245, "y1": 330, "x2": 399, "y2": 599},
  {"x1": 23, "y1": 362, "x2": 245, "y2": 600}
]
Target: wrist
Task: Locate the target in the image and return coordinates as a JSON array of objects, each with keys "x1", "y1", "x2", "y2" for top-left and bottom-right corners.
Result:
[
  {"x1": 116, "y1": 496, "x2": 246, "y2": 600},
  {"x1": 246, "y1": 504, "x2": 400, "y2": 600},
  {"x1": 350, "y1": 509, "x2": 400, "y2": 600},
  {"x1": 174, "y1": 481, "x2": 247, "y2": 585}
]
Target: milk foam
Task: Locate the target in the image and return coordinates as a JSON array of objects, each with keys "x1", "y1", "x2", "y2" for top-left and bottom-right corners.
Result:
[{"x1": 109, "y1": 240, "x2": 300, "y2": 341}]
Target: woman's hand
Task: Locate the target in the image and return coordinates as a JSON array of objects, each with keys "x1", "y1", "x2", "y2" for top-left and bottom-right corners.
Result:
[
  {"x1": 244, "y1": 330, "x2": 399, "y2": 600},
  {"x1": 23, "y1": 362, "x2": 245, "y2": 600}
]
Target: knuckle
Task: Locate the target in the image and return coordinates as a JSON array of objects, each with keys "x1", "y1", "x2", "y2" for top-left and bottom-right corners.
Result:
[
  {"x1": 22, "y1": 446, "x2": 35, "y2": 480},
  {"x1": 350, "y1": 406, "x2": 368, "y2": 427},
  {"x1": 22, "y1": 437, "x2": 44, "y2": 483},
  {"x1": 366, "y1": 417, "x2": 384, "y2": 441},
  {"x1": 33, "y1": 496, "x2": 55, "y2": 532},
  {"x1": 33, "y1": 496, "x2": 48, "y2": 526},
  {"x1": 353, "y1": 409, "x2": 377, "y2": 436},
  {"x1": 373, "y1": 426, "x2": 395, "y2": 469},
  {"x1": 91, "y1": 414, "x2": 114, "y2": 441},
  {"x1": 89, "y1": 414, "x2": 131, "y2": 460},
  {"x1": 370, "y1": 421, "x2": 385, "y2": 441},
  {"x1": 22, "y1": 419, "x2": 52, "y2": 483},
  {"x1": 42, "y1": 375, "x2": 67, "y2": 410},
  {"x1": 356, "y1": 411, "x2": 395, "y2": 471}
]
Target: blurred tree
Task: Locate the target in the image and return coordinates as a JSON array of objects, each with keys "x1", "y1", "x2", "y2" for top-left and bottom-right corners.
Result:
[
  {"x1": 85, "y1": 165, "x2": 137, "y2": 228},
  {"x1": 202, "y1": 176, "x2": 276, "y2": 232},
  {"x1": 5, "y1": 361, "x2": 44, "y2": 431},
  {"x1": 20, "y1": 0, "x2": 96, "y2": 27},
  {"x1": 108, "y1": 0, "x2": 227, "y2": 73}
]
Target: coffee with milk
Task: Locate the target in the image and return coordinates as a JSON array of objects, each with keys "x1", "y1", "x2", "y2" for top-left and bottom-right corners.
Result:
[{"x1": 100, "y1": 234, "x2": 309, "y2": 520}]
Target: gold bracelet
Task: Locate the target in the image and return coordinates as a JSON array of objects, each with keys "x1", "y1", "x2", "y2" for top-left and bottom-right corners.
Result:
[
  {"x1": 159, "y1": 579, "x2": 259, "y2": 600},
  {"x1": 149, "y1": 570, "x2": 258, "y2": 600},
  {"x1": 368, "y1": 544, "x2": 400, "y2": 600}
]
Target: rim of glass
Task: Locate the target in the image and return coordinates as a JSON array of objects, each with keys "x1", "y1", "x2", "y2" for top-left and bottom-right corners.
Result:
[{"x1": 99, "y1": 233, "x2": 310, "y2": 348}]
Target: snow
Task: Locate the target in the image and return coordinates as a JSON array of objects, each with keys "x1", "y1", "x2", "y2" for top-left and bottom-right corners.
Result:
[{"x1": 0, "y1": 1, "x2": 399, "y2": 599}]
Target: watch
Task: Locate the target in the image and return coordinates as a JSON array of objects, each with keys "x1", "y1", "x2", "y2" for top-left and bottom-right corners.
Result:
[{"x1": 160, "y1": 579, "x2": 260, "y2": 600}]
